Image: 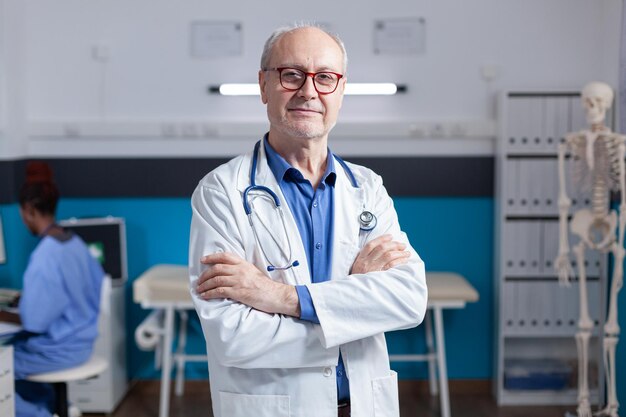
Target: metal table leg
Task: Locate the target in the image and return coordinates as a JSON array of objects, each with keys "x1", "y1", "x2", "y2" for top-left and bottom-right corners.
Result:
[
  {"x1": 159, "y1": 306, "x2": 174, "y2": 417},
  {"x1": 434, "y1": 306, "x2": 450, "y2": 417}
]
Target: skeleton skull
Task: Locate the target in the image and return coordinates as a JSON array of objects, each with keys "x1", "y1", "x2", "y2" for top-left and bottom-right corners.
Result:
[{"x1": 581, "y1": 81, "x2": 614, "y2": 126}]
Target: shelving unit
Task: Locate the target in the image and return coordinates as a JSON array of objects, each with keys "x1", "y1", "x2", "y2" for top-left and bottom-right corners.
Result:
[
  {"x1": 0, "y1": 346, "x2": 14, "y2": 417},
  {"x1": 68, "y1": 280, "x2": 127, "y2": 413},
  {"x1": 494, "y1": 91, "x2": 609, "y2": 405}
]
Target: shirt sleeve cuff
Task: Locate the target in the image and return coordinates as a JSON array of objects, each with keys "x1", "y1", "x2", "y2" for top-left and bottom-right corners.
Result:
[{"x1": 295, "y1": 285, "x2": 320, "y2": 324}]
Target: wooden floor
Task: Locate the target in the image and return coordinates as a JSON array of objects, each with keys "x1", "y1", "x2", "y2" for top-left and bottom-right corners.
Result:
[{"x1": 85, "y1": 380, "x2": 575, "y2": 417}]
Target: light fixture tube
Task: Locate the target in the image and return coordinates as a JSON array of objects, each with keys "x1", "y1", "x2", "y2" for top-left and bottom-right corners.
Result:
[
  {"x1": 218, "y1": 84, "x2": 261, "y2": 96},
  {"x1": 211, "y1": 83, "x2": 404, "y2": 96},
  {"x1": 344, "y1": 83, "x2": 398, "y2": 95}
]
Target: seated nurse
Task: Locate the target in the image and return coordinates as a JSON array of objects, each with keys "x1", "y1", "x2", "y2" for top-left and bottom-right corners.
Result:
[{"x1": 4, "y1": 162, "x2": 105, "y2": 417}]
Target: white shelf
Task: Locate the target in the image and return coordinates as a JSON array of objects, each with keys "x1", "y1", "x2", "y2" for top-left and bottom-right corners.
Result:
[
  {"x1": 498, "y1": 388, "x2": 600, "y2": 406},
  {"x1": 494, "y1": 91, "x2": 607, "y2": 406},
  {"x1": 68, "y1": 280, "x2": 128, "y2": 412}
]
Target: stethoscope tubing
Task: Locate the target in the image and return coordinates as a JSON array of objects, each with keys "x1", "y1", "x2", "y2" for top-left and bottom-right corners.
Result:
[{"x1": 243, "y1": 139, "x2": 377, "y2": 271}]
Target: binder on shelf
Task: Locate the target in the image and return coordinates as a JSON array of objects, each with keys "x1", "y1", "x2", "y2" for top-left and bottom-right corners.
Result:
[
  {"x1": 518, "y1": 160, "x2": 531, "y2": 213},
  {"x1": 506, "y1": 97, "x2": 530, "y2": 154},
  {"x1": 527, "y1": 221, "x2": 542, "y2": 276},
  {"x1": 544, "y1": 97, "x2": 570, "y2": 153},
  {"x1": 527, "y1": 98, "x2": 545, "y2": 153},
  {"x1": 505, "y1": 159, "x2": 520, "y2": 215},
  {"x1": 503, "y1": 282, "x2": 517, "y2": 334},
  {"x1": 504, "y1": 222, "x2": 519, "y2": 276},
  {"x1": 541, "y1": 220, "x2": 558, "y2": 276}
]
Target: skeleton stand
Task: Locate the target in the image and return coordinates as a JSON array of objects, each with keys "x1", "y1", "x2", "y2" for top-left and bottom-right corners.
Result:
[{"x1": 557, "y1": 131, "x2": 625, "y2": 417}]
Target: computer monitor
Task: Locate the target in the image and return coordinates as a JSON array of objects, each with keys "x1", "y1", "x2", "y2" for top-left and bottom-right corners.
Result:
[{"x1": 59, "y1": 217, "x2": 127, "y2": 285}]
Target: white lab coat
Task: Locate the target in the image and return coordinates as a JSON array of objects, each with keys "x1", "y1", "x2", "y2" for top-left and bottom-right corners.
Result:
[{"x1": 189, "y1": 138, "x2": 428, "y2": 417}]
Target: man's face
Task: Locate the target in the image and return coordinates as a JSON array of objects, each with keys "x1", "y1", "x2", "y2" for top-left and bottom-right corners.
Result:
[{"x1": 259, "y1": 28, "x2": 346, "y2": 142}]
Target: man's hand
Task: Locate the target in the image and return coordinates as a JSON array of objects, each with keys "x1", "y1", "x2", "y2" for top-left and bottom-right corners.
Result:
[
  {"x1": 555, "y1": 253, "x2": 573, "y2": 287},
  {"x1": 351, "y1": 234, "x2": 411, "y2": 275},
  {"x1": 195, "y1": 252, "x2": 300, "y2": 317}
]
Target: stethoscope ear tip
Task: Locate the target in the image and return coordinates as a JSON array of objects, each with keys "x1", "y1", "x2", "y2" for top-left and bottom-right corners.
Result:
[{"x1": 292, "y1": 260, "x2": 300, "y2": 267}]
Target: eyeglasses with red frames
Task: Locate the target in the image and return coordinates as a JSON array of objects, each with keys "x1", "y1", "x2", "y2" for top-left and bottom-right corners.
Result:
[{"x1": 264, "y1": 67, "x2": 344, "y2": 95}]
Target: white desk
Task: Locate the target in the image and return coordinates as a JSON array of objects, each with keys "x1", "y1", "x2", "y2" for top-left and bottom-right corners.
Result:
[
  {"x1": 133, "y1": 265, "x2": 196, "y2": 417},
  {"x1": 389, "y1": 272, "x2": 479, "y2": 417},
  {"x1": 133, "y1": 266, "x2": 478, "y2": 417},
  {"x1": 0, "y1": 346, "x2": 15, "y2": 417}
]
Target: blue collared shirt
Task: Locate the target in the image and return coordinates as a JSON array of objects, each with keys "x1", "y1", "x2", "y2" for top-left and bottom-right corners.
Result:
[{"x1": 264, "y1": 137, "x2": 350, "y2": 402}]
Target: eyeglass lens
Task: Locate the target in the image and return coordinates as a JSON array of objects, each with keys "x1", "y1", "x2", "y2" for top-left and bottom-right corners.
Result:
[{"x1": 280, "y1": 68, "x2": 339, "y2": 93}]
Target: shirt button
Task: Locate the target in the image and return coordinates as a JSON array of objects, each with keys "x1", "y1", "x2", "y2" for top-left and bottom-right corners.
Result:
[
  {"x1": 313, "y1": 200, "x2": 318, "y2": 208},
  {"x1": 337, "y1": 369, "x2": 343, "y2": 377},
  {"x1": 323, "y1": 367, "x2": 333, "y2": 377},
  {"x1": 315, "y1": 242, "x2": 322, "y2": 249}
]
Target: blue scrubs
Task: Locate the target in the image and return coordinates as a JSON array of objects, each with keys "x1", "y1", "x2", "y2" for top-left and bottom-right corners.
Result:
[{"x1": 13, "y1": 233, "x2": 104, "y2": 417}]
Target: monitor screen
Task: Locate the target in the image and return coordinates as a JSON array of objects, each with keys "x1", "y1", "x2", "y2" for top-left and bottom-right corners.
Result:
[{"x1": 59, "y1": 217, "x2": 127, "y2": 284}]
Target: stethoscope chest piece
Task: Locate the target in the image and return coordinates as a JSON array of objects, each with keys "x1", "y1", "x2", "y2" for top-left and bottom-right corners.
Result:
[{"x1": 359, "y1": 210, "x2": 377, "y2": 231}]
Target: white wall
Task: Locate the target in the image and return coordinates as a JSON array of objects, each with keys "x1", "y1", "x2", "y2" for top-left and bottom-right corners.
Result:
[{"x1": 0, "y1": 0, "x2": 622, "y2": 158}]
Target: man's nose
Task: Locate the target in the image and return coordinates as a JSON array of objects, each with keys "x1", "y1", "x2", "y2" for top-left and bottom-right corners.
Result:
[{"x1": 297, "y1": 75, "x2": 318, "y2": 99}]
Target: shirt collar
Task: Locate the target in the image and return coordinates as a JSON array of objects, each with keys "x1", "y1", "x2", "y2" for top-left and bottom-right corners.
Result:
[{"x1": 263, "y1": 134, "x2": 337, "y2": 187}]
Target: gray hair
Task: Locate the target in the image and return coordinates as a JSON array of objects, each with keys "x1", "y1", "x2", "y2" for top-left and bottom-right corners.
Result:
[{"x1": 260, "y1": 23, "x2": 348, "y2": 74}]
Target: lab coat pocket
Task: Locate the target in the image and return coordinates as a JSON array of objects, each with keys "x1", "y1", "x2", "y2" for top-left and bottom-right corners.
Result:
[
  {"x1": 337, "y1": 240, "x2": 360, "y2": 275},
  {"x1": 371, "y1": 371, "x2": 400, "y2": 417},
  {"x1": 219, "y1": 391, "x2": 290, "y2": 417}
]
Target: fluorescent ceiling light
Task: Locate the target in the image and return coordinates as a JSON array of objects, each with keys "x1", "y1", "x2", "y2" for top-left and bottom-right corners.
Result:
[
  {"x1": 211, "y1": 83, "x2": 405, "y2": 96},
  {"x1": 218, "y1": 84, "x2": 261, "y2": 96},
  {"x1": 344, "y1": 83, "x2": 398, "y2": 95}
]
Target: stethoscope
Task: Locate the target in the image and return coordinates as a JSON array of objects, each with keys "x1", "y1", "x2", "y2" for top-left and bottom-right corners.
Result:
[{"x1": 243, "y1": 140, "x2": 378, "y2": 272}]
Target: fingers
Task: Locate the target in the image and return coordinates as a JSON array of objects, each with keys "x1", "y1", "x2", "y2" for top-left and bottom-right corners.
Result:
[
  {"x1": 196, "y1": 274, "x2": 241, "y2": 300},
  {"x1": 351, "y1": 233, "x2": 411, "y2": 274},
  {"x1": 360, "y1": 234, "x2": 393, "y2": 257},
  {"x1": 196, "y1": 261, "x2": 238, "y2": 296},
  {"x1": 368, "y1": 240, "x2": 407, "y2": 261},
  {"x1": 201, "y1": 252, "x2": 241, "y2": 265},
  {"x1": 383, "y1": 250, "x2": 411, "y2": 270},
  {"x1": 198, "y1": 286, "x2": 232, "y2": 300}
]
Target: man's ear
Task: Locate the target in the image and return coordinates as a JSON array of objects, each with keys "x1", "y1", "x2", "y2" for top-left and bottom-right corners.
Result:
[
  {"x1": 259, "y1": 70, "x2": 268, "y2": 104},
  {"x1": 337, "y1": 77, "x2": 347, "y2": 109}
]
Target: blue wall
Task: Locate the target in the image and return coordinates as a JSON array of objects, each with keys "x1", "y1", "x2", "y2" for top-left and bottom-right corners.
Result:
[
  {"x1": 2, "y1": 196, "x2": 623, "y2": 402},
  {"x1": 0, "y1": 196, "x2": 494, "y2": 380}
]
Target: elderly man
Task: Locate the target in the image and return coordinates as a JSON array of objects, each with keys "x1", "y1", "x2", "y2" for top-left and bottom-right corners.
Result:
[{"x1": 189, "y1": 24, "x2": 427, "y2": 417}]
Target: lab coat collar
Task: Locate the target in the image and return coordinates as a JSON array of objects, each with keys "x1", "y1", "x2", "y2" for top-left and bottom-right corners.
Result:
[{"x1": 330, "y1": 155, "x2": 365, "y2": 279}]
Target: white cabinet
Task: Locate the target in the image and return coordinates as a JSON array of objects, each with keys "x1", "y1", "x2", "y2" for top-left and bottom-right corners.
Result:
[
  {"x1": 68, "y1": 284, "x2": 127, "y2": 413},
  {"x1": 0, "y1": 346, "x2": 15, "y2": 417},
  {"x1": 494, "y1": 92, "x2": 609, "y2": 405}
]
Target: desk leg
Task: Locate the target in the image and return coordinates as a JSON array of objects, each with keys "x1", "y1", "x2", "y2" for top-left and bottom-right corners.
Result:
[
  {"x1": 159, "y1": 306, "x2": 174, "y2": 417},
  {"x1": 434, "y1": 306, "x2": 451, "y2": 417},
  {"x1": 425, "y1": 309, "x2": 438, "y2": 395},
  {"x1": 175, "y1": 310, "x2": 189, "y2": 396}
]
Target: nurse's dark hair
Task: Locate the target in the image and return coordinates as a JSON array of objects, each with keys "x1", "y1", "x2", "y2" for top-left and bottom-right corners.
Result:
[{"x1": 19, "y1": 161, "x2": 60, "y2": 215}]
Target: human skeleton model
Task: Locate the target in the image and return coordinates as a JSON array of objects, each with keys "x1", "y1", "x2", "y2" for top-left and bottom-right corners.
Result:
[{"x1": 555, "y1": 82, "x2": 626, "y2": 417}]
